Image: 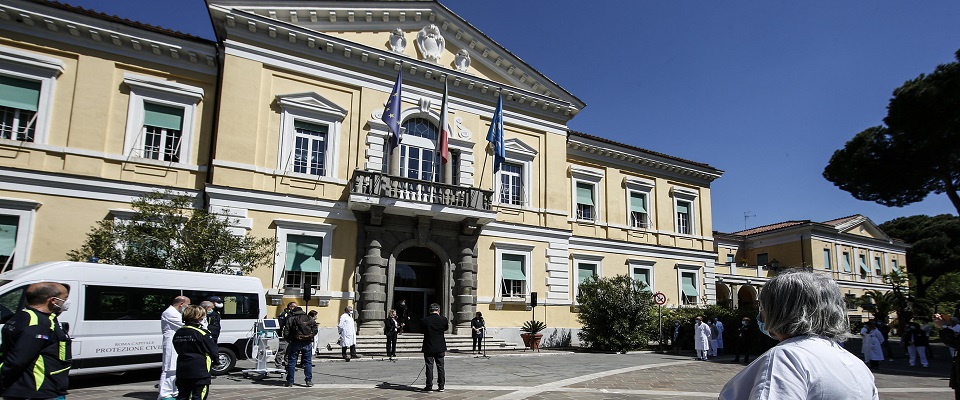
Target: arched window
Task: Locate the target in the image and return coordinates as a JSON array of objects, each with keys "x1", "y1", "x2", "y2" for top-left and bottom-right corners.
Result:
[{"x1": 399, "y1": 118, "x2": 440, "y2": 182}]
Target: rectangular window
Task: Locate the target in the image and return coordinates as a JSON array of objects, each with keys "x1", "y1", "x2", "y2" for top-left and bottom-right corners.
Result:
[
  {"x1": 501, "y1": 254, "x2": 526, "y2": 298},
  {"x1": 757, "y1": 253, "x2": 768, "y2": 267},
  {"x1": 0, "y1": 75, "x2": 40, "y2": 142},
  {"x1": 451, "y1": 150, "x2": 460, "y2": 186},
  {"x1": 842, "y1": 252, "x2": 851, "y2": 272},
  {"x1": 858, "y1": 254, "x2": 868, "y2": 277},
  {"x1": 575, "y1": 182, "x2": 595, "y2": 221},
  {"x1": 891, "y1": 259, "x2": 898, "y2": 272},
  {"x1": 629, "y1": 191, "x2": 648, "y2": 228},
  {"x1": 0, "y1": 215, "x2": 17, "y2": 270},
  {"x1": 726, "y1": 254, "x2": 735, "y2": 266},
  {"x1": 823, "y1": 249, "x2": 832, "y2": 270},
  {"x1": 676, "y1": 200, "x2": 691, "y2": 234},
  {"x1": 84, "y1": 285, "x2": 180, "y2": 321},
  {"x1": 499, "y1": 162, "x2": 524, "y2": 206},
  {"x1": 142, "y1": 102, "x2": 184, "y2": 162},
  {"x1": 284, "y1": 234, "x2": 322, "y2": 291},
  {"x1": 183, "y1": 290, "x2": 259, "y2": 320},
  {"x1": 874, "y1": 256, "x2": 882, "y2": 275},
  {"x1": 632, "y1": 267, "x2": 651, "y2": 291},
  {"x1": 681, "y1": 272, "x2": 698, "y2": 304},
  {"x1": 292, "y1": 121, "x2": 328, "y2": 176},
  {"x1": 576, "y1": 262, "x2": 597, "y2": 297}
]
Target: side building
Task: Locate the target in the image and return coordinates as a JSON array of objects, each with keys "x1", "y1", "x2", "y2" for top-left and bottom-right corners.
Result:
[
  {"x1": 0, "y1": 0, "x2": 724, "y2": 343},
  {"x1": 713, "y1": 214, "x2": 908, "y2": 322}
]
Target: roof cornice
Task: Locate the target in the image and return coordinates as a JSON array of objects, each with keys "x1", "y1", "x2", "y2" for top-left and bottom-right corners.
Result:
[
  {"x1": 0, "y1": 1, "x2": 217, "y2": 73},
  {"x1": 567, "y1": 135, "x2": 723, "y2": 183},
  {"x1": 207, "y1": 1, "x2": 584, "y2": 115}
]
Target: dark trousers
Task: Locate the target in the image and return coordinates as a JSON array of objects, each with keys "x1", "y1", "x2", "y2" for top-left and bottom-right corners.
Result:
[
  {"x1": 423, "y1": 352, "x2": 445, "y2": 388},
  {"x1": 286, "y1": 340, "x2": 314, "y2": 385},
  {"x1": 733, "y1": 339, "x2": 750, "y2": 362},
  {"x1": 175, "y1": 377, "x2": 211, "y2": 400},
  {"x1": 386, "y1": 334, "x2": 397, "y2": 357},
  {"x1": 473, "y1": 335, "x2": 482, "y2": 352},
  {"x1": 341, "y1": 345, "x2": 358, "y2": 358}
]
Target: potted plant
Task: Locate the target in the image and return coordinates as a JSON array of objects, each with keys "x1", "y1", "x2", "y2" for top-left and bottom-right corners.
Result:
[{"x1": 520, "y1": 320, "x2": 547, "y2": 350}]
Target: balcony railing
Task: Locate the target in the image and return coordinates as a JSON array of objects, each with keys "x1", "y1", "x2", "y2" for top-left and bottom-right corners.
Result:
[{"x1": 351, "y1": 170, "x2": 493, "y2": 211}]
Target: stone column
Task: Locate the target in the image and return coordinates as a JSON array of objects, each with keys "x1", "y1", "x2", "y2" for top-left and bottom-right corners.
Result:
[
  {"x1": 358, "y1": 227, "x2": 387, "y2": 335},
  {"x1": 453, "y1": 238, "x2": 477, "y2": 334},
  {"x1": 729, "y1": 284, "x2": 739, "y2": 309}
]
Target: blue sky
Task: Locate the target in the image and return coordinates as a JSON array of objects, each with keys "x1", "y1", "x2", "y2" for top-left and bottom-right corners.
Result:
[{"x1": 66, "y1": 0, "x2": 960, "y2": 232}]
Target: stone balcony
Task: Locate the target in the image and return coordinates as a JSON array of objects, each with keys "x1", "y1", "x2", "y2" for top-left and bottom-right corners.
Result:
[{"x1": 348, "y1": 169, "x2": 497, "y2": 224}]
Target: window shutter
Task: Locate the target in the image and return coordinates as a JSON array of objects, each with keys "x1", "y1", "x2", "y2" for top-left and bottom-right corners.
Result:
[
  {"x1": 629, "y1": 192, "x2": 646, "y2": 213},
  {"x1": 0, "y1": 215, "x2": 18, "y2": 257},
  {"x1": 0, "y1": 76, "x2": 40, "y2": 112},
  {"x1": 501, "y1": 254, "x2": 526, "y2": 280},
  {"x1": 143, "y1": 103, "x2": 183, "y2": 130},
  {"x1": 284, "y1": 235, "x2": 322, "y2": 273},
  {"x1": 576, "y1": 183, "x2": 594, "y2": 206},
  {"x1": 681, "y1": 274, "x2": 698, "y2": 297}
]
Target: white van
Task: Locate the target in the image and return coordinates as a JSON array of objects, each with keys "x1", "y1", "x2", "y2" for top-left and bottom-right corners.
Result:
[{"x1": 0, "y1": 261, "x2": 267, "y2": 376}]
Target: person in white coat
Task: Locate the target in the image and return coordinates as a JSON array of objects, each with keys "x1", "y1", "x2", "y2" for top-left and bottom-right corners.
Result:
[
  {"x1": 694, "y1": 316, "x2": 711, "y2": 361},
  {"x1": 719, "y1": 270, "x2": 878, "y2": 399},
  {"x1": 158, "y1": 296, "x2": 190, "y2": 400},
  {"x1": 861, "y1": 321, "x2": 885, "y2": 369},
  {"x1": 338, "y1": 305, "x2": 360, "y2": 361}
]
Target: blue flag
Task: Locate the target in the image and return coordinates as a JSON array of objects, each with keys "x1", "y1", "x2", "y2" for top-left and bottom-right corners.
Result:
[
  {"x1": 382, "y1": 70, "x2": 402, "y2": 147},
  {"x1": 486, "y1": 93, "x2": 505, "y2": 172}
]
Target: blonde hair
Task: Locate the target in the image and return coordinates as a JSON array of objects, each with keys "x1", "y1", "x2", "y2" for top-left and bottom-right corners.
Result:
[{"x1": 182, "y1": 305, "x2": 206, "y2": 324}]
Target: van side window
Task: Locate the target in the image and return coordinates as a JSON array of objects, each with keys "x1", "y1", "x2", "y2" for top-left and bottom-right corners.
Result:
[
  {"x1": 85, "y1": 285, "x2": 180, "y2": 321},
  {"x1": 0, "y1": 285, "x2": 26, "y2": 324},
  {"x1": 182, "y1": 290, "x2": 259, "y2": 320}
]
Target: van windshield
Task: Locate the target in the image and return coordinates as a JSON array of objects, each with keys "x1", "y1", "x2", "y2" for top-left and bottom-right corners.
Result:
[{"x1": 0, "y1": 280, "x2": 11, "y2": 288}]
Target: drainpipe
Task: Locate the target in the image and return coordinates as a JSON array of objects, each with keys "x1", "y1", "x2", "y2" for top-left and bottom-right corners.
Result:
[{"x1": 201, "y1": 0, "x2": 225, "y2": 210}]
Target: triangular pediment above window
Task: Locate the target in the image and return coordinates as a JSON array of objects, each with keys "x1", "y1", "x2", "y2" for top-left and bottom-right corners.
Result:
[
  {"x1": 831, "y1": 215, "x2": 891, "y2": 241},
  {"x1": 275, "y1": 92, "x2": 347, "y2": 120},
  {"x1": 503, "y1": 138, "x2": 537, "y2": 158}
]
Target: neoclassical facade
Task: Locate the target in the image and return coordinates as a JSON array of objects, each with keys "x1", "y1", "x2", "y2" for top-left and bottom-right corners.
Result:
[
  {"x1": 713, "y1": 215, "x2": 908, "y2": 321},
  {"x1": 0, "y1": 0, "x2": 724, "y2": 341}
]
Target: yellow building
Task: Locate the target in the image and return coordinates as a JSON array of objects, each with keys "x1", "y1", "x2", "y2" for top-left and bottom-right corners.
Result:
[
  {"x1": 714, "y1": 214, "x2": 908, "y2": 322},
  {"x1": 0, "y1": 0, "x2": 724, "y2": 342}
]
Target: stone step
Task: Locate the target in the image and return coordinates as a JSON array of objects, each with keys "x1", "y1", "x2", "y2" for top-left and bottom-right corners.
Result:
[{"x1": 319, "y1": 334, "x2": 524, "y2": 353}]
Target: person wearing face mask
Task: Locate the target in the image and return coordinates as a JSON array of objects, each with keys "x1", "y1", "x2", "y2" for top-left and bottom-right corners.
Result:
[
  {"x1": 671, "y1": 320, "x2": 684, "y2": 355},
  {"x1": 694, "y1": 316, "x2": 711, "y2": 361},
  {"x1": 204, "y1": 297, "x2": 223, "y2": 342},
  {"x1": 861, "y1": 321, "x2": 885, "y2": 370},
  {"x1": 720, "y1": 270, "x2": 877, "y2": 399},
  {"x1": 0, "y1": 282, "x2": 72, "y2": 400},
  {"x1": 158, "y1": 296, "x2": 191, "y2": 400},
  {"x1": 338, "y1": 305, "x2": 359, "y2": 361},
  {"x1": 731, "y1": 317, "x2": 753, "y2": 364}
]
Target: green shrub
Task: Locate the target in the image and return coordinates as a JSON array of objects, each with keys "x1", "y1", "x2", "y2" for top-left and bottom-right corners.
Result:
[{"x1": 576, "y1": 274, "x2": 656, "y2": 352}]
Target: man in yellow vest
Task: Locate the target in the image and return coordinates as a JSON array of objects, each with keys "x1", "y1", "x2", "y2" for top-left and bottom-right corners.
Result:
[{"x1": 0, "y1": 282, "x2": 72, "y2": 400}]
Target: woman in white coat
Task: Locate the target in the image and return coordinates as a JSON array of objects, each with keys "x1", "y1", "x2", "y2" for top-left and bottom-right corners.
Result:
[
  {"x1": 861, "y1": 321, "x2": 885, "y2": 369},
  {"x1": 338, "y1": 305, "x2": 359, "y2": 361},
  {"x1": 694, "y1": 316, "x2": 711, "y2": 361}
]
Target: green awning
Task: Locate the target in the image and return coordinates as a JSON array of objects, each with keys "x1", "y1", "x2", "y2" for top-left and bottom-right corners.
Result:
[
  {"x1": 285, "y1": 235, "x2": 322, "y2": 272},
  {"x1": 0, "y1": 215, "x2": 18, "y2": 257},
  {"x1": 843, "y1": 255, "x2": 851, "y2": 272},
  {"x1": 629, "y1": 192, "x2": 646, "y2": 213},
  {"x1": 676, "y1": 202, "x2": 689, "y2": 214},
  {"x1": 578, "y1": 263, "x2": 595, "y2": 283},
  {"x1": 859, "y1": 258, "x2": 869, "y2": 274},
  {"x1": 502, "y1": 254, "x2": 525, "y2": 280},
  {"x1": 576, "y1": 183, "x2": 594, "y2": 206},
  {"x1": 0, "y1": 75, "x2": 40, "y2": 112},
  {"x1": 143, "y1": 102, "x2": 183, "y2": 131},
  {"x1": 294, "y1": 120, "x2": 328, "y2": 135},
  {"x1": 681, "y1": 274, "x2": 698, "y2": 297}
]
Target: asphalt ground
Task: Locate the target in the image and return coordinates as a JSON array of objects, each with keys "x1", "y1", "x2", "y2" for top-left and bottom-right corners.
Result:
[{"x1": 65, "y1": 344, "x2": 956, "y2": 399}]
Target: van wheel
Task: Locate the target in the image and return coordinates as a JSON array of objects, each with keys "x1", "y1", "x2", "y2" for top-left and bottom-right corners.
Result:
[{"x1": 212, "y1": 348, "x2": 236, "y2": 376}]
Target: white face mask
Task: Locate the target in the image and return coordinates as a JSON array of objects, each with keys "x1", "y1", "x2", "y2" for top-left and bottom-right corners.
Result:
[
  {"x1": 54, "y1": 297, "x2": 71, "y2": 313},
  {"x1": 214, "y1": 303, "x2": 223, "y2": 308}
]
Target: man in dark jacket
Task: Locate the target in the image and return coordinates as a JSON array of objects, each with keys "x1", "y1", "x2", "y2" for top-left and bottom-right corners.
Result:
[
  {"x1": 284, "y1": 307, "x2": 318, "y2": 388},
  {"x1": 274, "y1": 301, "x2": 298, "y2": 368},
  {"x1": 732, "y1": 317, "x2": 753, "y2": 364},
  {"x1": 173, "y1": 305, "x2": 220, "y2": 400},
  {"x1": 204, "y1": 296, "x2": 223, "y2": 342},
  {"x1": 0, "y1": 282, "x2": 72, "y2": 400},
  {"x1": 420, "y1": 303, "x2": 448, "y2": 392}
]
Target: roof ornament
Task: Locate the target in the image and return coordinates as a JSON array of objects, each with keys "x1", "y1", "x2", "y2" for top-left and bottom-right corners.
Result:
[
  {"x1": 453, "y1": 49, "x2": 471, "y2": 72},
  {"x1": 388, "y1": 28, "x2": 407, "y2": 54},
  {"x1": 416, "y1": 24, "x2": 445, "y2": 63}
]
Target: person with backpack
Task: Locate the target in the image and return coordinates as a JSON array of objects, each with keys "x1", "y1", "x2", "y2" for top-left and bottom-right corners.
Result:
[
  {"x1": 274, "y1": 301, "x2": 298, "y2": 368},
  {"x1": 283, "y1": 306, "x2": 317, "y2": 388}
]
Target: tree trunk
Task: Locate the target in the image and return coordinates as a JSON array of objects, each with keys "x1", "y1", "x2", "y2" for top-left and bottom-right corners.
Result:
[{"x1": 943, "y1": 178, "x2": 960, "y2": 215}]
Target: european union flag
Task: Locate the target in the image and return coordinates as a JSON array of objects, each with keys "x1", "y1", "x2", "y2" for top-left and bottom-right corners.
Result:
[
  {"x1": 486, "y1": 93, "x2": 505, "y2": 172},
  {"x1": 382, "y1": 70, "x2": 402, "y2": 147}
]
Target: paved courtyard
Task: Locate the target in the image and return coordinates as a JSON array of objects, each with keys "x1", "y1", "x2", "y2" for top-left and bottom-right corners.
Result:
[{"x1": 67, "y1": 348, "x2": 955, "y2": 399}]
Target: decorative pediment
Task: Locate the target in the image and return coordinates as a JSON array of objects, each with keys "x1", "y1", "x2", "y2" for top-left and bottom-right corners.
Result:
[
  {"x1": 833, "y1": 215, "x2": 891, "y2": 241},
  {"x1": 275, "y1": 92, "x2": 347, "y2": 120},
  {"x1": 503, "y1": 138, "x2": 537, "y2": 159}
]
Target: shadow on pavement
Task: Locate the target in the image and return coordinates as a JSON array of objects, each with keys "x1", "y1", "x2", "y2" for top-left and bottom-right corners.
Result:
[
  {"x1": 377, "y1": 381, "x2": 425, "y2": 392},
  {"x1": 120, "y1": 392, "x2": 156, "y2": 400}
]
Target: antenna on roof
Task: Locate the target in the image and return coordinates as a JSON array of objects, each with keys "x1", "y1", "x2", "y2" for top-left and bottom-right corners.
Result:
[{"x1": 744, "y1": 211, "x2": 756, "y2": 230}]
